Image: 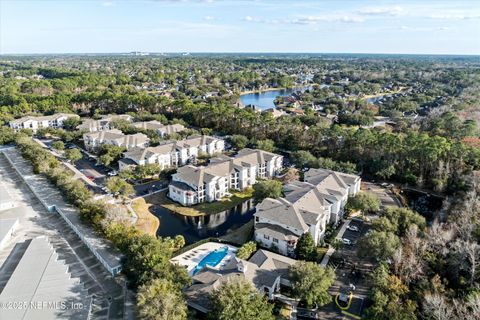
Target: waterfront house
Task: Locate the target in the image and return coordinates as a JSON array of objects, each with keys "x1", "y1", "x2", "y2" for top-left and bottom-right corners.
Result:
[
  {"x1": 169, "y1": 148, "x2": 283, "y2": 206},
  {"x1": 9, "y1": 113, "x2": 79, "y2": 132}
]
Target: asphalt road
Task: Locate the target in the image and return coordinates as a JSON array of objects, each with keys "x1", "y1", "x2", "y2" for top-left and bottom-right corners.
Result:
[{"x1": 132, "y1": 179, "x2": 169, "y2": 197}]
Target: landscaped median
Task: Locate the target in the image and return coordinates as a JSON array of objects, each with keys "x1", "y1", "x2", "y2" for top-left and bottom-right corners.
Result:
[{"x1": 156, "y1": 187, "x2": 254, "y2": 217}]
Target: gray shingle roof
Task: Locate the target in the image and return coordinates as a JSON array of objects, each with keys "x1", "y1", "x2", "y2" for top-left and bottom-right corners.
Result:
[{"x1": 255, "y1": 198, "x2": 309, "y2": 231}]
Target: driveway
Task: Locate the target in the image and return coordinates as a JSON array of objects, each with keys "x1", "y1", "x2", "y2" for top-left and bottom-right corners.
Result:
[{"x1": 362, "y1": 181, "x2": 402, "y2": 208}]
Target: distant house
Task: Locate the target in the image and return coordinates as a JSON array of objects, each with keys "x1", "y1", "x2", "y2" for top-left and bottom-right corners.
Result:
[
  {"x1": 169, "y1": 148, "x2": 283, "y2": 206},
  {"x1": 77, "y1": 114, "x2": 133, "y2": 132},
  {"x1": 254, "y1": 168, "x2": 361, "y2": 256},
  {"x1": 263, "y1": 108, "x2": 286, "y2": 118},
  {"x1": 184, "y1": 249, "x2": 297, "y2": 313},
  {"x1": 132, "y1": 121, "x2": 185, "y2": 137},
  {"x1": 118, "y1": 135, "x2": 224, "y2": 170},
  {"x1": 9, "y1": 113, "x2": 79, "y2": 132},
  {"x1": 83, "y1": 129, "x2": 149, "y2": 151}
]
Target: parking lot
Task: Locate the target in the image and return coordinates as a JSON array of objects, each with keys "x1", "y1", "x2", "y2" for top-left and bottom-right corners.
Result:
[
  {"x1": 316, "y1": 182, "x2": 402, "y2": 319},
  {"x1": 76, "y1": 152, "x2": 110, "y2": 181},
  {"x1": 315, "y1": 218, "x2": 374, "y2": 319}
]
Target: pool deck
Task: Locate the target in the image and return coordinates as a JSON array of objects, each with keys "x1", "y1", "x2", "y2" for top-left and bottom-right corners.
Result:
[{"x1": 170, "y1": 242, "x2": 238, "y2": 276}]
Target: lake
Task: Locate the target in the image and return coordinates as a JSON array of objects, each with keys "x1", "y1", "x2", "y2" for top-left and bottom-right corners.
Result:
[
  {"x1": 239, "y1": 86, "x2": 315, "y2": 110},
  {"x1": 152, "y1": 199, "x2": 255, "y2": 244},
  {"x1": 403, "y1": 189, "x2": 444, "y2": 222}
]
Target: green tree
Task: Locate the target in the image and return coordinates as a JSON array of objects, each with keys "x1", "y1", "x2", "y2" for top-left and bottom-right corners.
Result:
[
  {"x1": 383, "y1": 208, "x2": 426, "y2": 236},
  {"x1": 137, "y1": 278, "x2": 187, "y2": 320},
  {"x1": 51, "y1": 140, "x2": 65, "y2": 151},
  {"x1": 229, "y1": 134, "x2": 249, "y2": 150},
  {"x1": 295, "y1": 233, "x2": 316, "y2": 261},
  {"x1": 106, "y1": 177, "x2": 135, "y2": 198},
  {"x1": 65, "y1": 148, "x2": 82, "y2": 163},
  {"x1": 289, "y1": 261, "x2": 336, "y2": 308},
  {"x1": 210, "y1": 278, "x2": 274, "y2": 320},
  {"x1": 366, "y1": 264, "x2": 417, "y2": 320},
  {"x1": 97, "y1": 144, "x2": 126, "y2": 166},
  {"x1": 62, "y1": 117, "x2": 81, "y2": 130},
  {"x1": 253, "y1": 180, "x2": 282, "y2": 202},
  {"x1": 0, "y1": 127, "x2": 16, "y2": 145},
  {"x1": 291, "y1": 150, "x2": 317, "y2": 169},
  {"x1": 135, "y1": 163, "x2": 161, "y2": 179},
  {"x1": 254, "y1": 139, "x2": 276, "y2": 152},
  {"x1": 357, "y1": 231, "x2": 400, "y2": 261},
  {"x1": 346, "y1": 192, "x2": 381, "y2": 214},
  {"x1": 236, "y1": 241, "x2": 257, "y2": 260}
]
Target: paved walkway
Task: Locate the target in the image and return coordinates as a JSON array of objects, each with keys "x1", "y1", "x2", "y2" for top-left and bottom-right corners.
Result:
[{"x1": 320, "y1": 219, "x2": 352, "y2": 267}]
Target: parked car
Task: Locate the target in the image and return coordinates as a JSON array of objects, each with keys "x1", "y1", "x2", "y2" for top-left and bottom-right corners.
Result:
[
  {"x1": 342, "y1": 238, "x2": 352, "y2": 245},
  {"x1": 87, "y1": 176, "x2": 95, "y2": 181},
  {"x1": 108, "y1": 170, "x2": 118, "y2": 176},
  {"x1": 347, "y1": 225, "x2": 359, "y2": 232}
]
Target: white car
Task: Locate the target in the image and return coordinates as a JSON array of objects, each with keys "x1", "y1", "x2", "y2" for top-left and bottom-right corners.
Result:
[
  {"x1": 342, "y1": 238, "x2": 352, "y2": 245},
  {"x1": 347, "y1": 225, "x2": 359, "y2": 232},
  {"x1": 107, "y1": 171, "x2": 118, "y2": 176}
]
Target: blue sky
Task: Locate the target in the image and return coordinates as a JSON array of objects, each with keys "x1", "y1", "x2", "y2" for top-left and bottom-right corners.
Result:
[{"x1": 1, "y1": 0, "x2": 479, "y2": 54}]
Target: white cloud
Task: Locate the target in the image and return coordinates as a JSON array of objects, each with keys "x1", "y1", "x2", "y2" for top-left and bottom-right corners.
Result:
[
  {"x1": 242, "y1": 16, "x2": 279, "y2": 23},
  {"x1": 429, "y1": 14, "x2": 480, "y2": 20},
  {"x1": 101, "y1": 1, "x2": 115, "y2": 7},
  {"x1": 204, "y1": 16, "x2": 215, "y2": 21},
  {"x1": 243, "y1": 14, "x2": 364, "y2": 25},
  {"x1": 290, "y1": 15, "x2": 365, "y2": 24},
  {"x1": 358, "y1": 6, "x2": 403, "y2": 16}
]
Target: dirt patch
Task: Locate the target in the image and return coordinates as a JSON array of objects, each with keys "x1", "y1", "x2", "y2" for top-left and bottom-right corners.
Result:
[{"x1": 131, "y1": 197, "x2": 160, "y2": 237}]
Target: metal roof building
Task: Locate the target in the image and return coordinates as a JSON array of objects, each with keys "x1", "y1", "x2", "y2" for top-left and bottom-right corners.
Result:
[
  {"x1": 1, "y1": 148, "x2": 123, "y2": 276},
  {"x1": 0, "y1": 237, "x2": 90, "y2": 320}
]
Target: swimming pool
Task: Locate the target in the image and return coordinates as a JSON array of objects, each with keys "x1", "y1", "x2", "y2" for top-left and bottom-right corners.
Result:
[{"x1": 193, "y1": 246, "x2": 229, "y2": 274}]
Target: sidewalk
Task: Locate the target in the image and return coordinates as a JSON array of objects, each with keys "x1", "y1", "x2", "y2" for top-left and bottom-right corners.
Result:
[{"x1": 320, "y1": 219, "x2": 352, "y2": 267}]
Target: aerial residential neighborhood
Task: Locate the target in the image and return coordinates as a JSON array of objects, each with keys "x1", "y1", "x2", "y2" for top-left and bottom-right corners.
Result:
[{"x1": 0, "y1": 1, "x2": 479, "y2": 320}]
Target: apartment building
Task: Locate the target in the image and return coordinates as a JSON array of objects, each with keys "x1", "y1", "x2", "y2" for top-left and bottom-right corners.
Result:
[
  {"x1": 118, "y1": 135, "x2": 225, "y2": 170},
  {"x1": 254, "y1": 168, "x2": 361, "y2": 256},
  {"x1": 133, "y1": 120, "x2": 186, "y2": 137},
  {"x1": 9, "y1": 113, "x2": 79, "y2": 132},
  {"x1": 83, "y1": 129, "x2": 149, "y2": 151},
  {"x1": 77, "y1": 114, "x2": 133, "y2": 132},
  {"x1": 168, "y1": 148, "x2": 283, "y2": 206}
]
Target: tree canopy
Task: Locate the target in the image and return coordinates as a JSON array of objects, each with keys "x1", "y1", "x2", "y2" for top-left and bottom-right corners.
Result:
[{"x1": 210, "y1": 278, "x2": 274, "y2": 320}]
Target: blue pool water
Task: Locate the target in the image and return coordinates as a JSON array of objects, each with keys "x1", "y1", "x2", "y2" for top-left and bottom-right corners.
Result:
[{"x1": 193, "y1": 246, "x2": 229, "y2": 274}]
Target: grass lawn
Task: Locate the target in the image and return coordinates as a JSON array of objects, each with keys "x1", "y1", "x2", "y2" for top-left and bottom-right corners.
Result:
[
  {"x1": 131, "y1": 197, "x2": 160, "y2": 237},
  {"x1": 157, "y1": 188, "x2": 254, "y2": 217},
  {"x1": 316, "y1": 246, "x2": 329, "y2": 262}
]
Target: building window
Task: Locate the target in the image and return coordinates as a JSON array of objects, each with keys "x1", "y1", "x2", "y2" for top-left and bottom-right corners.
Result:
[
  {"x1": 273, "y1": 238, "x2": 278, "y2": 243},
  {"x1": 255, "y1": 217, "x2": 259, "y2": 222},
  {"x1": 263, "y1": 234, "x2": 270, "y2": 240}
]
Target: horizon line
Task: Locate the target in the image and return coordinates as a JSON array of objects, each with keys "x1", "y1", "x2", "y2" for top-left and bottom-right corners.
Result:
[{"x1": 1, "y1": 51, "x2": 480, "y2": 57}]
